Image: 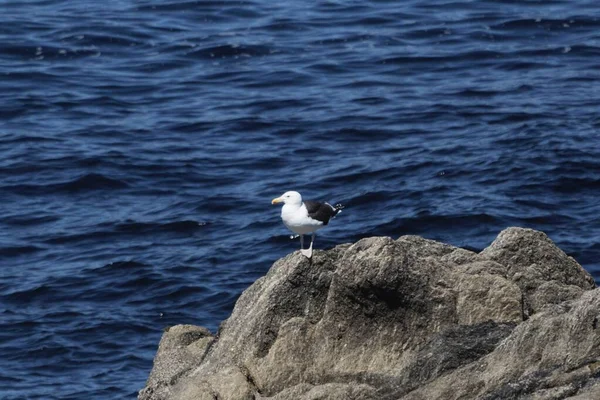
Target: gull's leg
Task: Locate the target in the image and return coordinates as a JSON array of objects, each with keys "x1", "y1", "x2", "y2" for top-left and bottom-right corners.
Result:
[
  {"x1": 300, "y1": 234, "x2": 304, "y2": 250},
  {"x1": 301, "y1": 232, "x2": 314, "y2": 258}
]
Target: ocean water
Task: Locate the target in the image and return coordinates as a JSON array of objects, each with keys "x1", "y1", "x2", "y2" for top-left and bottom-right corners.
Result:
[{"x1": 1, "y1": 0, "x2": 599, "y2": 398}]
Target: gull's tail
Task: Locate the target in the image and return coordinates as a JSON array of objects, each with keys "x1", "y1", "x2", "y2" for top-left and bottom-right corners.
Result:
[{"x1": 333, "y1": 203, "x2": 344, "y2": 217}]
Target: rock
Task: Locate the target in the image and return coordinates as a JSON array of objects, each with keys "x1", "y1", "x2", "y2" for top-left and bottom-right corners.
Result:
[
  {"x1": 529, "y1": 281, "x2": 585, "y2": 313},
  {"x1": 139, "y1": 325, "x2": 214, "y2": 400},
  {"x1": 566, "y1": 381, "x2": 600, "y2": 399},
  {"x1": 454, "y1": 271, "x2": 522, "y2": 324},
  {"x1": 139, "y1": 227, "x2": 597, "y2": 400},
  {"x1": 480, "y1": 227, "x2": 595, "y2": 318},
  {"x1": 401, "y1": 321, "x2": 516, "y2": 389},
  {"x1": 402, "y1": 290, "x2": 600, "y2": 400},
  {"x1": 261, "y1": 382, "x2": 378, "y2": 400}
]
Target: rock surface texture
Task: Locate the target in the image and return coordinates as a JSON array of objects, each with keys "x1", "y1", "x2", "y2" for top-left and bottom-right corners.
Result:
[{"x1": 139, "y1": 228, "x2": 599, "y2": 400}]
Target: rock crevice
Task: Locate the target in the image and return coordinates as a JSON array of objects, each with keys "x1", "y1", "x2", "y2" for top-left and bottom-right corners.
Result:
[{"x1": 139, "y1": 228, "x2": 598, "y2": 400}]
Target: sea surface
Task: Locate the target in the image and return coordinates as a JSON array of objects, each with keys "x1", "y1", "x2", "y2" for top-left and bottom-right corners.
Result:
[{"x1": 1, "y1": 0, "x2": 600, "y2": 398}]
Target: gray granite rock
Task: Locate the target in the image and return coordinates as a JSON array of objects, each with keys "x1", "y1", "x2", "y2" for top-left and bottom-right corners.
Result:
[
  {"x1": 480, "y1": 227, "x2": 595, "y2": 318},
  {"x1": 139, "y1": 227, "x2": 597, "y2": 400},
  {"x1": 139, "y1": 325, "x2": 214, "y2": 400},
  {"x1": 402, "y1": 290, "x2": 600, "y2": 400}
]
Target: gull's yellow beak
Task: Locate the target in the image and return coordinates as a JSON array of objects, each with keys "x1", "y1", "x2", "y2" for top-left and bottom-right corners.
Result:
[{"x1": 272, "y1": 197, "x2": 283, "y2": 205}]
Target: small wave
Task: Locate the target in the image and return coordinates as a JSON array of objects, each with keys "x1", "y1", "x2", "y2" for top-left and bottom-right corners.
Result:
[
  {"x1": 136, "y1": 0, "x2": 222, "y2": 12},
  {"x1": 521, "y1": 214, "x2": 576, "y2": 225},
  {"x1": 24, "y1": 343, "x2": 71, "y2": 359},
  {"x1": 0, "y1": 43, "x2": 101, "y2": 60},
  {"x1": 381, "y1": 50, "x2": 503, "y2": 65},
  {"x1": 494, "y1": 61, "x2": 546, "y2": 71},
  {"x1": 221, "y1": 6, "x2": 264, "y2": 19},
  {"x1": 0, "y1": 134, "x2": 61, "y2": 145},
  {"x1": 61, "y1": 33, "x2": 140, "y2": 48},
  {"x1": 348, "y1": 190, "x2": 402, "y2": 206},
  {"x1": 2, "y1": 215, "x2": 58, "y2": 226},
  {"x1": 43, "y1": 219, "x2": 207, "y2": 245},
  {"x1": 115, "y1": 220, "x2": 207, "y2": 234},
  {"x1": 189, "y1": 44, "x2": 273, "y2": 59},
  {"x1": 150, "y1": 285, "x2": 207, "y2": 302},
  {"x1": 1, "y1": 174, "x2": 128, "y2": 196},
  {"x1": 262, "y1": 19, "x2": 309, "y2": 32},
  {"x1": 550, "y1": 177, "x2": 600, "y2": 193},
  {"x1": 351, "y1": 96, "x2": 389, "y2": 105},
  {"x1": 247, "y1": 98, "x2": 309, "y2": 113},
  {"x1": 323, "y1": 127, "x2": 395, "y2": 143},
  {"x1": 306, "y1": 62, "x2": 350, "y2": 74},
  {"x1": 94, "y1": 261, "x2": 148, "y2": 272},
  {"x1": 454, "y1": 88, "x2": 499, "y2": 98},
  {"x1": 239, "y1": 70, "x2": 311, "y2": 89},
  {"x1": 58, "y1": 174, "x2": 129, "y2": 192},
  {"x1": 3, "y1": 284, "x2": 53, "y2": 303},
  {"x1": 0, "y1": 245, "x2": 43, "y2": 258},
  {"x1": 492, "y1": 18, "x2": 600, "y2": 31},
  {"x1": 115, "y1": 275, "x2": 163, "y2": 290}
]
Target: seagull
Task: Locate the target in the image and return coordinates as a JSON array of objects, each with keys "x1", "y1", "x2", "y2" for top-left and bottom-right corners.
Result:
[{"x1": 271, "y1": 191, "x2": 344, "y2": 258}]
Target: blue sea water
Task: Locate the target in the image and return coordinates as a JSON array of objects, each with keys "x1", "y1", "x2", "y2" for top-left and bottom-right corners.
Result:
[{"x1": 1, "y1": 0, "x2": 600, "y2": 398}]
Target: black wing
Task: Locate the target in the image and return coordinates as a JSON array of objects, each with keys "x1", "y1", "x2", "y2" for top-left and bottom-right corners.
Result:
[{"x1": 304, "y1": 200, "x2": 339, "y2": 225}]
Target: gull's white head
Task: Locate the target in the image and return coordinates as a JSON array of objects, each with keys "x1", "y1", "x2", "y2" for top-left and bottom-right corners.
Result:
[{"x1": 271, "y1": 191, "x2": 302, "y2": 206}]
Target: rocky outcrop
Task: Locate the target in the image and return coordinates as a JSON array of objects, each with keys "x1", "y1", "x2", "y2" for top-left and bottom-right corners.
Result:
[
  {"x1": 141, "y1": 325, "x2": 215, "y2": 400},
  {"x1": 139, "y1": 228, "x2": 598, "y2": 400}
]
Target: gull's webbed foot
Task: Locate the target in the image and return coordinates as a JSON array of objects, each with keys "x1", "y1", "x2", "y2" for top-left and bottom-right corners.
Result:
[{"x1": 300, "y1": 248, "x2": 313, "y2": 258}]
